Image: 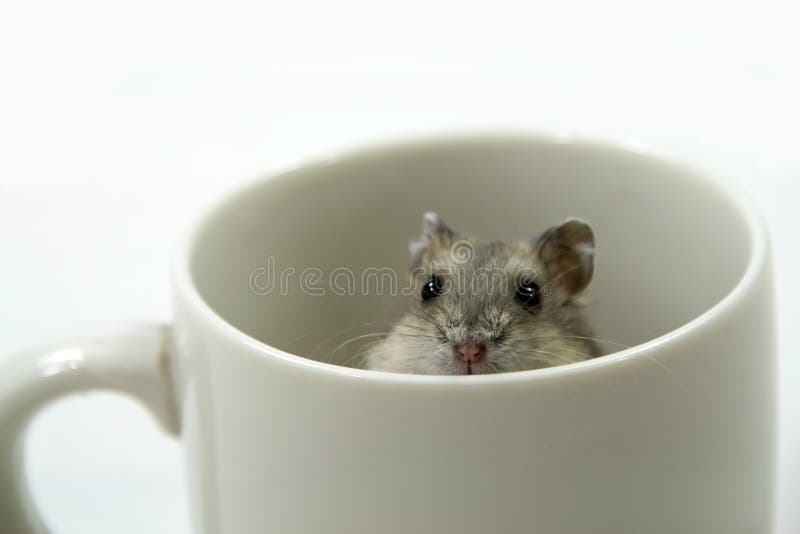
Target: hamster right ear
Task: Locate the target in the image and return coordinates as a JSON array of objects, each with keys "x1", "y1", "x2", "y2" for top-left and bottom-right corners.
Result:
[
  {"x1": 535, "y1": 218, "x2": 596, "y2": 298},
  {"x1": 409, "y1": 212, "x2": 455, "y2": 267}
]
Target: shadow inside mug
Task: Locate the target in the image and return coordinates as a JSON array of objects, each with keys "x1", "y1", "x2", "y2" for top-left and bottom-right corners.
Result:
[{"x1": 187, "y1": 135, "x2": 755, "y2": 371}]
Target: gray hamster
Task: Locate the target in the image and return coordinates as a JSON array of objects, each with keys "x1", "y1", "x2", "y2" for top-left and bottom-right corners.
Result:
[{"x1": 366, "y1": 212, "x2": 600, "y2": 375}]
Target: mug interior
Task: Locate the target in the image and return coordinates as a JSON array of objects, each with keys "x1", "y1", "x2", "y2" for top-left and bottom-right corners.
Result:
[{"x1": 187, "y1": 135, "x2": 755, "y2": 368}]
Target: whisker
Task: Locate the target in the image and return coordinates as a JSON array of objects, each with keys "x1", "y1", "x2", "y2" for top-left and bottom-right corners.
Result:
[
  {"x1": 327, "y1": 332, "x2": 393, "y2": 363},
  {"x1": 284, "y1": 320, "x2": 395, "y2": 351},
  {"x1": 308, "y1": 322, "x2": 395, "y2": 358},
  {"x1": 645, "y1": 356, "x2": 674, "y2": 376},
  {"x1": 347, "y1": 339, "x2": 392, "y2": 368},
  {"x1": 392, "y1": 331, "x2": 440, "y2": 341},
  {"x1": 528, "y1": 348, "x2": 568, "y2": 359},
  {"x1": 552, "y1": 335, "x2": 634, "y2": 350},
  {"x1": 393, "y1": 322, "x2": 438, "y2": 336}
]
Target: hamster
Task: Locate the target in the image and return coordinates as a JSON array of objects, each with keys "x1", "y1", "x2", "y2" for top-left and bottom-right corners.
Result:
[{"x1": 365, "y1": 212, "x2": 601, "y2": 375}]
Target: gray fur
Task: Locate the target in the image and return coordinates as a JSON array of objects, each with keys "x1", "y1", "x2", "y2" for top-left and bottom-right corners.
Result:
[{"x1": 366, "y1": 214, "x2": 600, "y2": 375}]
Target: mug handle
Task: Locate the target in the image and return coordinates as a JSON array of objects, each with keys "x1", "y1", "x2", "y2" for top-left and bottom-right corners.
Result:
[{"x1": 0, "y1": 323, "x2": 180, "y2": 534}]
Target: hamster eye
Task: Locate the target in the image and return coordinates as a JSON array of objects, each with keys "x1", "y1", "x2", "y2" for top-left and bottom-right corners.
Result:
[
  {"x1": 515, "y1": 280, "x2": 541, "y2": 310},
  {"x1": 421, "y1": 275, "x2": 444, "y2": 301}
]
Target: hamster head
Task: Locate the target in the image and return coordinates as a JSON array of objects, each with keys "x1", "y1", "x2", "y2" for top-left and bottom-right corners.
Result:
[{"x1": 365, "y1": 212, "x2": 600, "y2": 375}]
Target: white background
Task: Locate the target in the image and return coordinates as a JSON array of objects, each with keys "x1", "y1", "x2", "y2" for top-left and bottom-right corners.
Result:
[{"x1": 1, "y1": 1, "x2": 797, "y2": 532}]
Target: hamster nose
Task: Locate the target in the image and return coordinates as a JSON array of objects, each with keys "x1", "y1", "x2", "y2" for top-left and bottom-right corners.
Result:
[{"x1": 454, "y1": 342, "x2": 486, "y2": 363}]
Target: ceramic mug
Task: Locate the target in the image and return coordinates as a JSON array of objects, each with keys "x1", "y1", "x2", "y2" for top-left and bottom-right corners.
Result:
[{"x1": 0, "y1": 133, "x2": 776, "y2": 534}]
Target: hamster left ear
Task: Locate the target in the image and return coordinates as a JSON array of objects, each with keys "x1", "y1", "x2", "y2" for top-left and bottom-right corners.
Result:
[
  {"x1": 535, "y1": 218, "x2": 595, "y2": 297},
  {"x1": 409, "y1": 211, "x2": 455, "y2": 267}
]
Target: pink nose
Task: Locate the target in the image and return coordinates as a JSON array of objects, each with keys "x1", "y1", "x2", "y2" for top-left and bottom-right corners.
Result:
[{"x1": 455, "y1": 342, "x2": 486, "y2": 363}]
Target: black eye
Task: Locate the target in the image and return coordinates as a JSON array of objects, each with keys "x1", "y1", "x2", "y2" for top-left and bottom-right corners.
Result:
[
  {"x1": 421, "y1": 275, "x2": 444, "y2": 301},
  {"x1": 515, "y1": 280, "x2": 541, "y2": 310}
]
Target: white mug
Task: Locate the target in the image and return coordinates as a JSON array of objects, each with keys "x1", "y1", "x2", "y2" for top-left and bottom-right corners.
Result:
[{"x1": 0, "y1": 133, "x2": 776, "y2": 534}]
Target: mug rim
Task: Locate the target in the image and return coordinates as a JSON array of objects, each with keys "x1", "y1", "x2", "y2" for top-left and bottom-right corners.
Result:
[{"x1": 171, "y1": 130, "x2": 769, "y2": 384}]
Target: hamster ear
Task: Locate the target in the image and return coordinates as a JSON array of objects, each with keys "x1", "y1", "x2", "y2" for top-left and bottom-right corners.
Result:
[
  {"x1": 409, "y1": 211, "x2": 455, "y2": 266},
  {"x1": 535, "y1": 218, "x2": 595, "y2": 297}
]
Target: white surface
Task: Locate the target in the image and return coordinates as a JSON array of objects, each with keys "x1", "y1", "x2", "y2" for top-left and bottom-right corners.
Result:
[{"x1": 0, "y1": 1, "x2": 797, "y2": 533}]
